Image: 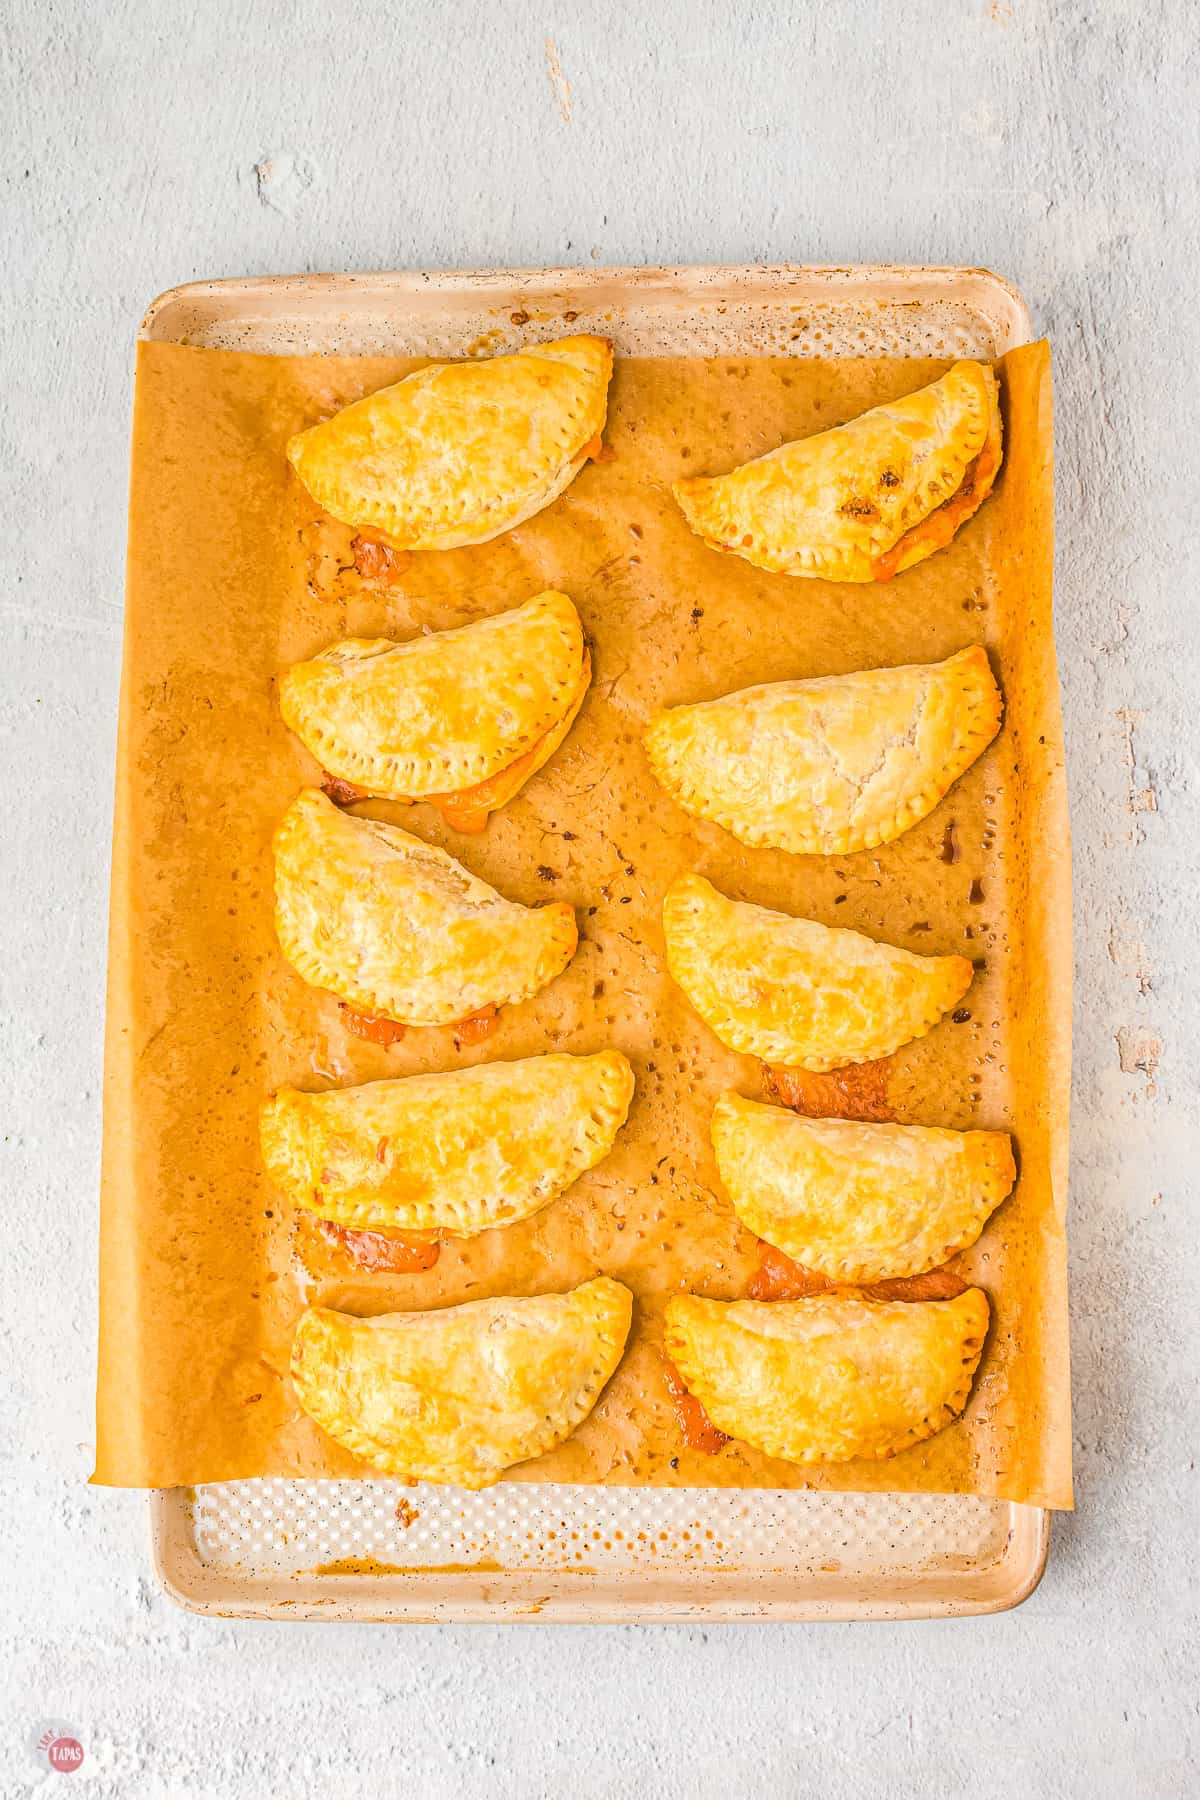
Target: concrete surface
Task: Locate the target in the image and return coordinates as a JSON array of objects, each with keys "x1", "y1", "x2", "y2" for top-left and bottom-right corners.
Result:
[{"x1": 2, "y1": 1, "x2": 1197, "y2": 1795}]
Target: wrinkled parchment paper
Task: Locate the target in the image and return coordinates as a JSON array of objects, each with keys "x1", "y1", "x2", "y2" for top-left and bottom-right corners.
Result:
[{"x1": 96, "y1": 338, "x2": 1071, "y2": 1507}]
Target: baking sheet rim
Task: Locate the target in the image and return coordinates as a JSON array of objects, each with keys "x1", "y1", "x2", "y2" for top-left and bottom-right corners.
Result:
[
  {"x1": 139, "y1": 259, "x2": 1029, "y2": 333},
  {"x1": 148, "y1": 1487, "x2": 1050, "y2": 1623}
]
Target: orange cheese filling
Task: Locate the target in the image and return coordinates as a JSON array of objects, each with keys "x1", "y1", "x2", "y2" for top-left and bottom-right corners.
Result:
[
  {"x1": 338, "y1": 1002, "x2": 498, "y2": 1045},
  {"x1": 765, "y1": 1058, "x2": 895, "y2": 1122},
  {"x1": 321, "y1": 773, "x2": 368, "y2": 806},
  {"x1": 871, "y1": 399, "x2": 1003, "y2": 582},
  {"x1": 320, "y1": 651, "x2": 591, "y2": 834},
  {"x1": 428, "y1": 737, "x2": 564, "y2": 834},
  {"x1": 454, "y1": 1004, "x2": 497, "y2": 1044},
  {"x1": 351, "y1": 532, "x2": 412, "y2": 582},
  {"x1": 662, "y1": 1356, "x2": 730, "y2": 1455},
  {"x1": 312, "y1": 1218, "x2": 441, "y2": 1273},
  {"x1": 418, "y1": 645, "x2": 592, "y2": 833},
  {"x1": 747, "y1": 1241, "x2": 969, "y2": 1305},
  {"x1": 339, "y1": 1004, "x2": 407, "y2": 1046}
]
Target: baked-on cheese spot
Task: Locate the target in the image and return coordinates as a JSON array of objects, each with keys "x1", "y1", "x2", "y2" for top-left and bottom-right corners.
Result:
[
  {"x1": 262, "y1": 1050, "x2": 635, "y2": 1236},
  {"x1": 287, "y1": 335, "x2": 613, "y2": 551},
  {"x1": 672, "y1": 360, "x2": 1002, "y2": 582},
  {"x1": 711, "y1": 1093, "x2": 1015, "y2": 1282},
  {"x1": 280, "y1": 591, "x2": 590, "y2": 818},
  {"x1": 292, "y1": 1277, "x2": 634, "y2": 1486},
  {"x1": 663, "y1": 1289, "x2": 989, "y2": 1464},
  {"x1": 662, "y1": 875, "x2": 972, "y2": 1072},
  {"x1": 273, "y1": 788, "x2": 578, "y2": 1025},
  {"x1": 644, "y1": 645, "x2": 1002, "y2": 856}
]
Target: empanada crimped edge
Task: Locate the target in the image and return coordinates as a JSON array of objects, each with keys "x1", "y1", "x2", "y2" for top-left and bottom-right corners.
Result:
[
  {"x1": 279, "y1": 590, "x2": 589, "y2": 800},
  {"x1": 291, "y1": 1277, "x2": 634, "y2": 1486},
  {"x1": 644, "y1": 644, "x2": 1003, "y2": 856},
  {"x1": 286, "y1": 335, "x2": 613, "y2": 551},
  {"x1": 272, "y1": 788, "x2": 578, "y2": 1024},
  {"x1": 663, "y1": 1289, "x2": 990, "y2": 1464},
  {"x1": 262, "y1": 1050, "x2": 635, "y2": 1236},
  {"x1": 662, "y1": 874, "x2": 974, "y2": 1071},
  {"x1": 710, "y1": 1093, "x2": 1015, "y2": 1281}
]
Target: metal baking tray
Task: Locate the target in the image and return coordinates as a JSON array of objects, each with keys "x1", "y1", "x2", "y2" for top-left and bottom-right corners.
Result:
[{"x1": 142, "y1": 263, "x2": 1049, "y2": 1622}]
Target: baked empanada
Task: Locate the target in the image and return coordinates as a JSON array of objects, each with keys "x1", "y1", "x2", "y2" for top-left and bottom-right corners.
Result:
[
  {"x1": 663, "y1": 1289, "x2": 989, "y2": 1463},
  {"x1": 673, "y1": 360, "x2": 1002, "y2": 581},
  {"x1": 662, "y1": 875, "x2": 972, "y2": 1071},
  {"x1": 273, "y1": 788, "x2": 577, "y2": 1024},
  {"x1": 287, "y1": 336, "x2": 613, "y2": 550},
  {"x1": 710, "y1": 1093, "x2": 1015, "y2": 1281},
  {"x1": 262, "y1": 1050, "x2": 634, "y2": 1236},
  {"x1": 645, "y1": 645, "x2": 1002, "y2": 855},
  {"x1": 292, "y1": 1277, "x2": 633, "y2": 1486},
  {"x1": 280, "y1": 591, "x2": 590, "y2": 830}
]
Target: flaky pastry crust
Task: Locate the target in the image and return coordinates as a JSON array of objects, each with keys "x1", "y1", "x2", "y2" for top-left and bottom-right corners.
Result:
[
  {"x1": 273, "y1": 789, "x2": 577, "y2": 1024},
  {"x1": 262, "y1": 1051, "x2": 635, "y2": 1236},
  {"x1": 287, "y1": 336, "x2": 613, "y2": 550},
  {"x1": 662, "y1": 875, "x2": 973, "y2": 1071},
  {"x1": 711, "y1": 1093, "x2": 1015, "y2": 1280},
  {"x1": 280, "y1": 591, "x2": 589, "y2": 802},
  {"x1": 672, "y1": 360, "x2": 1001, "y2": 581},
  {"x1": 645, "y1": 645, "x2": 1002, "y2": 855},
  {"x1": 664, "y1": 1289, "x2": 990, "y2": 1463},
  {"x1": 292, "y1": 1278, "x2": 633, "y2": 1486}
]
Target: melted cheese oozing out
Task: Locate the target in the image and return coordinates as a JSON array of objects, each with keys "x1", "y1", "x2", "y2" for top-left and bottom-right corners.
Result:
[
  {"x1": 420, "y1": 648, "x2": 592, "y2": 832},
  {"x1": 662, "y1": 1356, "x2": 730, "y2": 1454},
  {"x1": 309, "y1": 1217, "x2": 441, "y2": 1272},
  {"x1": 338, "y1": 1001, "x2": 497, "y2": 1043},
  {"x1": 871, "y1": 399, "x2": 1003, "y2": 581},
  {"x1": 317, "y1": 651, "x2": 591, "y2": 831},
  {"x1": 747, "y1": 1242, "x2": 969, "y2": 1305}
]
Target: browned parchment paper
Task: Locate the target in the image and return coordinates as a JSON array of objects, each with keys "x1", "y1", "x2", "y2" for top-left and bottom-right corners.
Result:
[{"x1": 97, "y1": 338, "x2": 1072, "y2": 1507}]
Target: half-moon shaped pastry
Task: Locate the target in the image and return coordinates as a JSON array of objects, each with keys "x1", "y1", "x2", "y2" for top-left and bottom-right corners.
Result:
[
  {"x1": 673, "y1": 360, "x2": 1002, "y2": 582},
  {"x1": 273, "y1": 789, "x2": 577, "y2": 1024},
  {"x1": 292, "y1": 1277, "x2": 633, "y2": 1486},
  {"x1": 662, "y1": 875, "x2": 972, "y2": 1071},
  {"x1": 710, "y1": 1093, "x2": 1015, "y2": 1281},
  {"x1": 644, "y1": 645, "x2": 1002, "y2": 855},
  {"x1": 663, "y1": 1289, "x2": 989, "y2": 1463},
  {"x1": 287, "y1": 335, "x2": 613, "y2": 551},
  {"x1": 262, "y1": 1050, "x2": 635, "y2": 1236},
  {"x1": 280, "y1": 591, "x2": 590, "y2": 830}
]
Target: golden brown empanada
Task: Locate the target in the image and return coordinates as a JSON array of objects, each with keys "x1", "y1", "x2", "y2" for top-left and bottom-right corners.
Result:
[
  {"x1": 662, "y1": 875, "x2": 972, "y2": 1071},
  {"x1": 292, "y1": 1277, "x2": 633, "y2": 1486},
  {"x1": 673, "y1": 360, "x2": 1002, "y2": 581},
  {"x1": 710, "y1": 1093, "x2": 1015, "y2": 1281},
  {"x1": 645, "y1": 645, "x2": 1002, "y2": 855},
  {"x1": 280, "y1": 591, "x2": 590, "y2": 831},
  {"x1": 262, "y1": 1051, "x2": 634, "y2": 1236},
  {"x1": 273, "y1": 788, "x2": 577, "y2": 1024},
  {"x1": 287, "y1": 336, "x2": 613, "y2": 550},
  {"x1": 664, "y1": 1288, "x2": 989, "y2": 1463}
]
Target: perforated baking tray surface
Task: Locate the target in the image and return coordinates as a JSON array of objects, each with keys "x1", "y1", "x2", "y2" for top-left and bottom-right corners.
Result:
[{"x1": 142, "y1": 264, "x2": 1050, "y2": 1622}]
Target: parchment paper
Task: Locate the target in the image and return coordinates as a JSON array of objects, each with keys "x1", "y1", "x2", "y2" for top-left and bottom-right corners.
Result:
[{"x1": 96, "y1": 338, "x2": 1072, "y2": 1507}]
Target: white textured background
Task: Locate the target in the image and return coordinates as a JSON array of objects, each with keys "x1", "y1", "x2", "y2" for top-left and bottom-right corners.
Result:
[{"x1": 2, "y1": 2, "x2": 1197, "y2": 1795}]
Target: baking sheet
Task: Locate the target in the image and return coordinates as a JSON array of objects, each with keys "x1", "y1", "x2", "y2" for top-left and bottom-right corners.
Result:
[
  {"x1": 156, "y1": 1479, "x2": 1048, "y2": 1623},
  {"x1": 99, "y1": 328, "x2": 1070, "y2": 1509}
]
